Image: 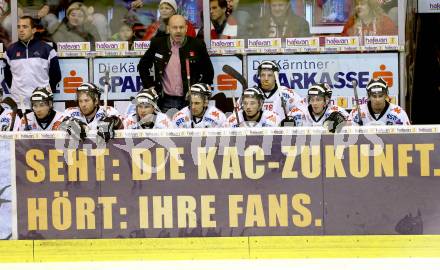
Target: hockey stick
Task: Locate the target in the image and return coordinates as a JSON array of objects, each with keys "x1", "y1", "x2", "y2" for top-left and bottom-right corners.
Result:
[
  {"x1": 185, "y1": 59, "x2": 194, "y2": 128},
  {"x1": 222, "y1": 65, "x2": 248, "y2": 89},
  {"x1": 231, "y1": 92, "x2": 241, "y2": 127},
  {"x1": 352, "y1": 80, "x2": 364, "y2": 126},
  {"x1": 103, "y1": 70, "x2": 110, "y2": 117},
  {"x1": 19, "y1": 96, "x2": 30, "y2": 130},
  {"x1": 221, "y1": 65, "x2": 245, "y2": 127},
  {"x1": 2, "y1": 97, "x2": 18, "y2": 131},
  {"x1": 96, "y1": 71, "x2": 115, "y2": 142},
  {"x1": 273, "y1": 70, "x2": 289, "y2": 118}
]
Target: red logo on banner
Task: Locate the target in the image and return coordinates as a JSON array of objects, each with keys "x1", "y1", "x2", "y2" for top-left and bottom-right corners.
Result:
[
  {"x1": 216, "y1": 74, "x2": 237, "y2": 91},
  {"x1": 64, "y1": 70, "x2": 84, "y2": 93},
  {"x1": 373, "y1": 64, "x2": 393, "y2": 87}
]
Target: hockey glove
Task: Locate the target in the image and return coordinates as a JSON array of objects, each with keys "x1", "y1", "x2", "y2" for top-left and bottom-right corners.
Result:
[
  {"x1": 97, "y1": 115, "x2": 122, "y2": 142},
  {"x1": 59, "y1": 117, "x2": 88, "y2": 141},
  {"x1": 323, "y1": 111, "x2": 346, "y2": 133},
  {"x1": 280, "y1": 116, "x2": 296, "y2": 127}
]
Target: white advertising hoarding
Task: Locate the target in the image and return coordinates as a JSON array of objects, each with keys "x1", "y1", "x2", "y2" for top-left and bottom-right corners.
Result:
[
  {"x1": 54, "y1": 58, "x2": 89, "y2": 101},
  {"x1": 93, "y1": 58, "x2": 141, "y2": 101},
  {"x1": 89, "y1": 56, "x2": 242, "y2": 100},
  {"x1": 210, "y1": 56, "x2": 243, "y2": 98},
  {"x1": 247, "y1": 53, "x2": 399, "y2": 109},
  {"x1": 418, "y1": 0, "x2": 440, "y2": 13}
]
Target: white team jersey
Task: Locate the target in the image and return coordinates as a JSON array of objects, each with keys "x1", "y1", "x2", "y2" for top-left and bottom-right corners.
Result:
[
  {"x1": 350, "y1": 102, "x2": 410, "y2": 126},
  {"x1": 125, "y1": 103, "x2": 136, "y2": 116},
  {"x1": 18, "y1": 110, "x2": 65, "y2": 131},
  {"x1": 288, "y1": 105, "x2": 351, "y2": 127},
  {"x1": 237, "y1": 86, "x2": 306, "y2": 119},
  {"x1": 0, "y1": 107, "x2": 20, "y2": 131},
  {"x1": 173, "y1": 104, "x2": 226, "y2": 128},
  {"x1": 123, "y1": 112, "x2": 174, "y2": 129},
  {"x1": 63, "y1": 106, "x2": 122, "y2": 130},
  {"x1": 225, "y1": 110, "x2": 281, "y2": 128}
]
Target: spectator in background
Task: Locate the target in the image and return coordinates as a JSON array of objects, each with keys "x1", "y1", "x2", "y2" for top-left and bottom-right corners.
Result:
[
  {"x1": 131, "y1": 22, "x2": 147, "y2": 40},
  {"x1": 226, "y1": 0, "x2": 233, "y2": 16},
  {"x1": 2, "y1": 1, "x2": 62, "y2": 40},
  {"x1": 0, "y1": 23, "x2": 10, "y2": 47},
  {"x1": 111, "y1": 20, "x2": 135, "y2": 48},
  {"x1": 341, "y1": 0, "x2": 397, "y2": 37},
  {"x1": 255, "y1": 0, "x2": 310, "y2": 38},
  {"x1": 78, "y1": 1, "x2": 112, "y2": 41},
  {"x1": 8, "y1": 1, "x2": 112, "y2": 41},
  {"x1": 49, "y1": 2, "x2": 102, "y2": 44},
  {"x1": 3, "y1": 16, "x2": 61, "y2": 109},
  {"x1": 141, "y1": 0, "x2": 196, "y2": 41},
  {"x1": 108, "y1": 0, "x2": 152, "y2": 40},
  {"x1": 0, "y1": 0, "x2": 10, "y2": 40},
  {"x1": 226, "y1": 0, "x2": 252, "y2": 38},
  {"x1": 48, "y1": 0, "x2": 112, "y2": 41},
  {"x1": 209, "y1": 0, "x2": 237, "y2": 39},
  {"x1": 224, "y1": 0, "x2": 251, "y2": 18},
  {"x1": 113, "y1": 0, "x2": 153, "y2": 26},
  {"x1": 379, "y1": 0, "x2": 398, "y2": 25},
  {"x1": 138, "y1": 15, "x2": 214, "y2": 112}
]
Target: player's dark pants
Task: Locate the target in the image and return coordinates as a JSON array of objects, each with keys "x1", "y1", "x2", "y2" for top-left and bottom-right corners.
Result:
[{"x1": 159, "y1": 94, "x2": 187, "y2": 113}]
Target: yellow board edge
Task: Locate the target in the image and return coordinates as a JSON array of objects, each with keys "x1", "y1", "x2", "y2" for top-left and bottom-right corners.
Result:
[{"x1": 1, "y1": 235, "x2": 440, "y2": 263}]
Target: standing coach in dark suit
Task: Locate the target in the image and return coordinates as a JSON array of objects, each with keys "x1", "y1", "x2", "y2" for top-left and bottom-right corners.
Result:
[{"x1": 138, "y1": 14, "x2": 214, "y2": 112}]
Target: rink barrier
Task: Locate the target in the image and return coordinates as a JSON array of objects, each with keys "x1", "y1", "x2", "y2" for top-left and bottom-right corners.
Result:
[
  {"x1": 3, "y1": 126, "x2": 440, "y2": 262},
  {"x1": 3, "y1": 125, "x2": 440, "y2": 140}
]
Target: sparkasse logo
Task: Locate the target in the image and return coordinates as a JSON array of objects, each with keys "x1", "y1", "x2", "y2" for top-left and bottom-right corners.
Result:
[
  {"x1": 63, "y1": 70, "x2": 84, "y2": 93},
  {"x1": 373, "y1": 64, "x2": 393, "y2": 87},
  {"x1": 216, "y1": 74, "x2": 237, "y2": 91}
]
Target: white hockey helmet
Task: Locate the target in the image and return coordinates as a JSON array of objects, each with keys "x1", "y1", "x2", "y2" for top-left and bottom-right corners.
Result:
[
  {"x1": 189, "y1": 83, "x2": 212, "y2": 98},
  {"x1": 76, "y1": 82, "x2": 102, "y2": 100},
  {"x1": 366, "y1": 77, "x2": 388, "y2": 96},
  {"x1": 135, "y1": 87, "x2": 160, "y2": 111},
  {"x1": 30, "y1": 86, "x2": 53, "y2": 104},
  {"x1": 308, "y1": 83, "x2": 332, "y2": 99},
  {"x1": 242, "y1": 87, "x2": 265, "y2": 100},
  {"x1": 257, "y1": 60, "x2": 279, "y2": 76}
]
